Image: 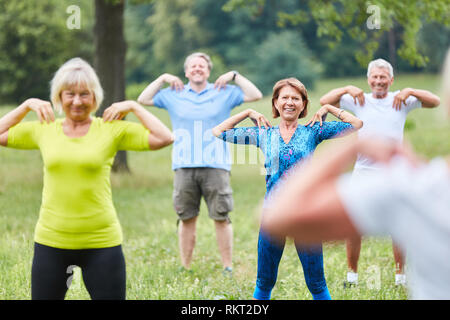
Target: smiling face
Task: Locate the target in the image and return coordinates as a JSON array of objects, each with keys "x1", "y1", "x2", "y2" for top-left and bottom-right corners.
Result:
[
  {"x1": 274, "y1": 85, "x2": 306, "y2": 122},
  {"x1": 60, "y1": 83, "x2": 96, "y2": 122},
  {"x1": 184, "y1": 56, "x2": 210, "y2": 86},
  {"x1": 368, "y1": 66, "x2": 394, "y2": 99}
]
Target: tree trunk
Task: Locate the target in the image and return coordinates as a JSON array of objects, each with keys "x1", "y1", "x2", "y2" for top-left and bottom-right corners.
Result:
[{"x1": 94, "y1": 0, "x2": 129, "y2": 172}]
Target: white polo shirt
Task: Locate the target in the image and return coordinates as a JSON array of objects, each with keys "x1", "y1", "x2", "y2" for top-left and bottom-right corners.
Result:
[{"x1": 340, "y1": 91, "x2": 422, "y2": 171}]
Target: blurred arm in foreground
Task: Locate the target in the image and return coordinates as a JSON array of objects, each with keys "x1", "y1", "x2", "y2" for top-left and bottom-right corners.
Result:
[{"x1": 261, "y1": 137, "x2": 422, "y2": 242}]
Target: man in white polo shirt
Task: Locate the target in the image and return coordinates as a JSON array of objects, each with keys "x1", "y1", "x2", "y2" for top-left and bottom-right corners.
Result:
[{"x1": 319, "y1": 58, "x2": 440, "y2": 287}]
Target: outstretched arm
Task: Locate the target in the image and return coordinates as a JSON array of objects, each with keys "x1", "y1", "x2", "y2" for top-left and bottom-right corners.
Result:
[
  {"x1": 103, "y1": 100, "x2": 174, "y2": 150},
  {"x1": 137, "y1": 73, "x2": 184, "y2": 106},
  {"x1": 0, "y1": 98, "x2": 55, "y2": 146},
  {"x1": 212, "y1": 108, "x2": 271, "y2": 137},
  {"x1": 319, "y1": 85, "x2": 365, "y2": 107},
  {"x1": 214, "y1": 71, "x2": 263, "y2": 102},
  {"x1": 393, "y1": 88, "x2": 440, "y2": 110}
]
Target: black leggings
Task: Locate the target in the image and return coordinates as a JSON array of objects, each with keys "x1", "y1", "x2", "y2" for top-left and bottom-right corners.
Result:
[{"x1": 31, "y1": 242, "x2": 126, "y2": 300}]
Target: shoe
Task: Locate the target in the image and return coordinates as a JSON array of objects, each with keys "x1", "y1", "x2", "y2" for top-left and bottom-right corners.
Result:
[
  {"x1": 343, "y1": 280, "x2": 358, "y2": 288},
  {"x1": 222, "y1": 267, "x2": 233, "y2": 277},
  {"x1": 343, "y1": 271, "x2": 358, "y2": 288},
  {"x1": 395, "y1": 274, "x2": 406, "y2": 287}
]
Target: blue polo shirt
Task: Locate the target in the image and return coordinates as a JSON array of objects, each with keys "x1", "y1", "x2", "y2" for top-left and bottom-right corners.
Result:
[{"x1": 153, "y1": 82, "x2": 244, "y2": 171}]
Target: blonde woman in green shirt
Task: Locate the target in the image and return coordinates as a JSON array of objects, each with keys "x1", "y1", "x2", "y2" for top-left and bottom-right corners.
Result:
[{"x1": 0, "y1": 58, "x2": 174, "y2": 299}]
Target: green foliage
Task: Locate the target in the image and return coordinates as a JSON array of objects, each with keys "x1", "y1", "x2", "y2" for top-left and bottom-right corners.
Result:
[
  {"x1": 319, "y1": 36, "x2": 366, "y2": 77},
  {"x1": 123, "y1": 0, "x2": 448, "y2": 90},
  {"x1": 224, "y1": 0, "x2": 450, "y2": 68},
  {"x1": 1, "y1": 0, "x2": 447, "y2": 102},
  {"x1": 0, "y1": 0, "x2": 93, "y2": 104},
  {"x1": 247, "y1": 30, "x2": 322, "y2": 95},
  {"x1": 416, "y1": 23, "x2": 450, "y2": 72},
  {"x1": 125, "y1": 2, "x2": 156, "y2": 83},
  {"x1": 147, "y1": 0, "x2": 210, "y2": 77}
]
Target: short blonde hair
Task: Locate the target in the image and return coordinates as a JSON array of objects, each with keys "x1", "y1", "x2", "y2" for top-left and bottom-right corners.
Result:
[
  {"x1": 50, "y1": 57, "x2": 103, "y2": 113},
  {"x1": 184, "y1": 52, "x2": 213, "y2": 71},
  {"x1": 271, "y1": 78, "x2": 309, "y2": 119}
]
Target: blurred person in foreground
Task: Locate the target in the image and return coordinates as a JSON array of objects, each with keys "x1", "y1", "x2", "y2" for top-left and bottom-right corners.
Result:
[
  {"x1": 262, "y1": 50, "x2": 450, "y2": 300},
  {"x1": 213, "y1": 77, "x2": 363, "y2": 300},
  {"x1": 0, "y1": 57, "x2": 174, "y2": 299},
  {"x1": 319, "y1": 58, "x2": 440, "y2": 287}
]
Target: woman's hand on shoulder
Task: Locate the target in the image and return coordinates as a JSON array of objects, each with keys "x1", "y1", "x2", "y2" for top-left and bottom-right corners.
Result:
[
  {"x1": 103, "y1": 100, "x2": 140, "y2": 122},
  {"x1": 305, "y1": 105, "x2": 329, "y2": 127},
  {"x1": 22, "y1": 98, "x2": 55, "y2": 124},
  {"x1": 247, "y1": 109, "x2": 272, "y2": 129}
]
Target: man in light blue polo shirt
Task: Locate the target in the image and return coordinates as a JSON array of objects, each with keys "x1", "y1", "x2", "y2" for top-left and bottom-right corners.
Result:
[{"x1": 138, "y1": 52, "x2": 262, "y2": 275}]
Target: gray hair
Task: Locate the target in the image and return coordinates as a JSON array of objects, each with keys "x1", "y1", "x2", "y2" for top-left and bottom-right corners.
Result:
[
  {"x1": 367, "y1": 58, "x2": 394, "y2": 78},
  {"x1": 50, "y1": 57, "x2": 104, "y2": 114},
  {"x1": 184, "y1": 52, "x2": 213, "y2": 71}
]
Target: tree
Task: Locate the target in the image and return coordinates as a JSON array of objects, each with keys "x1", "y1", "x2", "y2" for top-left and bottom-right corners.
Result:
[
  {"x1": 94, "y1": 0, "x2": 129, "y2": 172},
  {"x1": 248, "y1": 30, "x2": 321, "y2": 94},
  {"x1": 0, "y1": 0, "x2": 93, "y2": 104},
  {"x1": 223, "y1": 0, "x2": 450, "y2": 68},
  {"x1": 94, "y1": 0, "x2": 157, "y2": 172},
  {"x1": 147, "y1": 0, "x2": 210, "y2": 77}
]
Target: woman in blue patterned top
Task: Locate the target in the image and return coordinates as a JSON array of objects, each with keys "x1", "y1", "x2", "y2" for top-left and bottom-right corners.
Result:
[{"x1": 213, "y1": 78, "x2": 363, "y2": 300}]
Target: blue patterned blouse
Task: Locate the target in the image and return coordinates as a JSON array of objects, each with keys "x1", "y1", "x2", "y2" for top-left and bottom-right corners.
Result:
[{"x1": 219, "y1": 122, "x2": 353, "y2": 198}]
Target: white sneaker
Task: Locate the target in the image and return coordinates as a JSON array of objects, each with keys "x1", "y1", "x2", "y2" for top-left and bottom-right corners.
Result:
[
  {"x1": 344, "y1": 272, "x2": 358, "y2": 288},
  {"x1": 395, "y1": 273, "x2": 406, "y2": 286}
]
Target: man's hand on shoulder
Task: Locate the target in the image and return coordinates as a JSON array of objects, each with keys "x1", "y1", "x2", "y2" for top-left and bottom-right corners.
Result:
[
  {"x1": 345, "y1": 85, "x2": 365, "y2": 106},
  {"x1": 163, "y1": 73, "x2": 184, "y2": 92},
  {"x1": 214, "y1": 71, "x2": 234, "y2": 91},
  {"x1": 393, "y1": 88, "x2": 412, "y2": 111}
]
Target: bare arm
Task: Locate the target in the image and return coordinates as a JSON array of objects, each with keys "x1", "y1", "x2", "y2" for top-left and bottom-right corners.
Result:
[
  {"x1": 319, "y1": 85, "x2": 365, "y2": 107},
  {"x1": 305, "y1": 104, "x2": 363, "y2": 132},
  {"x1": 261, "y1": 138, "x2": 417, "y2": 243},
  {"x1": 214, "y1": 71, "x2": 263, "y2": 102},
  {"x1": 103, "y1": 100, "x2": 174, "y2": 150},
  {"x1": 137, "y1": 73, "x2": 184, "y2": 106},
  {"x1": 393, "y1": 88, "x2": 440, "y2": 110},
  {"x1": 0, "y1": 98, "x2": 54, "y2": 147},
  {"x1": 212, "y1": 108, "x2": 271, "y2": 137},
  {"x1": 0, "y1": 132, "x2": 7, "y2": 146}
]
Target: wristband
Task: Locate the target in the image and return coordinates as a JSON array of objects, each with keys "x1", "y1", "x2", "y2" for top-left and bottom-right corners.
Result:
[{"x1": 232, "y1": 71, "x2": 239, "y2": 81}]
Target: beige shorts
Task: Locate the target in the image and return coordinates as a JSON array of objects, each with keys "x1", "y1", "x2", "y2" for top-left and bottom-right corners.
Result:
[{"x1": 173, "y1": 168, "x2": 233, "y2": 222}]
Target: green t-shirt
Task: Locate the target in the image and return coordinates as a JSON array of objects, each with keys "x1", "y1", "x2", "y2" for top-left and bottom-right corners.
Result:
[{"x1": 7, "y1": 117, "x2": 150, "y2": 249}]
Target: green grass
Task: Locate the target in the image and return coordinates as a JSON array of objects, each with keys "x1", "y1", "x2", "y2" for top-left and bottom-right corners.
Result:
[{"x1": 0, "y1": 73, "x2": 448, "y2": 300}]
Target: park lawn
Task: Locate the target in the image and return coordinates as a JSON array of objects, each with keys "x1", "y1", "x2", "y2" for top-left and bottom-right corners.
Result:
[{"x1": 0, "y1": 73, "x2": 448, "y2": 300}]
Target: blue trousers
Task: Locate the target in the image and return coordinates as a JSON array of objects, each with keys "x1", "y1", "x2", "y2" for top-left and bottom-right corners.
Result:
[{"x1": 253, "y1": 231, "x2": 331, "y2": 300}]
